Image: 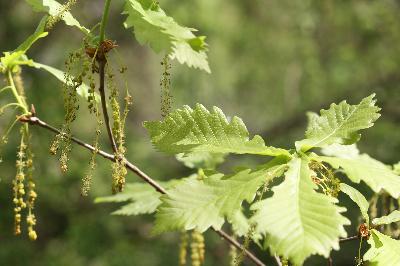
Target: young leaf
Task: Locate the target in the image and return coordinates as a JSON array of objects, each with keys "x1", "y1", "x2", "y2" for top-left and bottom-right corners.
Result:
[
  {"x1": 0, "y1": 52, "x2": 34, "y2": 73},
  {"x1": 26, "y1": 0, "x2": 89, "y2": 33},
  {"x1": 251, "y1": 157, "x2": 349, "y2": 266},
  {"x1": 31, "y1": 61, "x2": 99, "y2": 102},
  {"x1": 321, "y1": 143, "x2": 360, "y2": 159},
  {"x1": 296, "y1": 94, "x2": 381, "y2": 152},
  {"x1": 95, "y1": 183, "x2": 162, "y2": 216},
  {"x1": 228, "y1": 209, "x2": 262, "y2": 241},
  {"x1": 364, "y1": 229, "x2": 400, "y2": 265},
  {"x1": 394, "y1": 162, "x2": 400, "y2": 175},
  {"x1": 16, "y1": 16, "x2": 48, "y2": 53},
  {"x1": 144, "y1": 104, "x2": 291, "y2": 157},
  {"x1": 153, "y1": 165, "x2": 286, "y2": 234},
  {"x1": 372, "y1": 210, "x2": 400, "y2": 226},
  {"x1": 0, "y1": 17, "x2": 48, "y2": 73},
  {"x1": 122, "y1": 0, "x2": 210, "y2": 72},
  {"x1": 229, "y1": 209, "x2": 251, "y2": 237},
  {"x1": 316, "y1": 154, "x2": 400, "y2": 198},
  {"x1": 340, "y1": 183, "x2": 369, "y2": 224},
  {"x1": 176, "y1": 151, "x2": 225, "y2": 169}
]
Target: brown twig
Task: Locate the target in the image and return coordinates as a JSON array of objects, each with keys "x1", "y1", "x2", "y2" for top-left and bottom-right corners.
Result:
[
  {"x1": 274, "y1": 255, "x2": 283, "y2": 266},
  {"x1": 21, "y1": 115, "x2": 265, "y2": 266},
  {"x1": 339, "y1": 235, "x2": 359, "y2": 243},
  {"x1": 327, "y1": 256, "x2": 332, "y2": 266},
  {"x1": 98, "y1": 58, "x2": 118, "y2": 154}
]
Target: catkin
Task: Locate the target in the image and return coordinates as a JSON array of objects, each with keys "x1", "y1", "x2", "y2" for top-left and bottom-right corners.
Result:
[
  {"x1": 46, "y1": 0, "x2": 77, "y2": 30},
  {"x1": 160, "y1": 55, "x2": 172, "y2": 118},
  {"x1": 50, "y1": 52, "x2": 81, "y2": 173},
  {"x1": 179, "y1": 232, "x2": 189, "y2": 266},
  {"x1": 107, "y1": 64, "x2": 131, "y2": 193},
  {"x1": 191, "y1": 230, "x2": 205, "y2": 266},
  {"x1": 13, "y1": 130, "x2": 27, "y2": 235},
  {"x1": 25, "y1": 142, "x2": 38, "y2": 240}
]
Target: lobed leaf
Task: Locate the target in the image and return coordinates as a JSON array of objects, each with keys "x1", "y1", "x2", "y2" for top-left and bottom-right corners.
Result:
[
  {"x1": 144, "y1": 104, "x2": 291, "y2": 157},
  {"x1": 372, "y1": 210, "x2": 400, "y2": 226},
  {"x1": 122, "y1": 0, "x2": 210, "y2": 72},
  {"x1": 321, "y1": 143, "x2": 360, "y2": 159},
  {"x1": 251, "y1": 157, "x2": 349, "y2": 265},
  {"x1": 296, "y1": 94, "x2": 381, "y2": 152},
  {"x1": 153, "y1": 165, "x2": 286, "y2": 234},
  {"x1": 176, "y1": 151, "x2": 225, "y2": 169},
  {"x1": 26, "y1": 0, "x2": 89, "y2": 33},
  {"x1": 95, "y1": 181, "x2": 178, "y2": 216},
  {"x1": 340, "y1": 183, "x2": 369, "y2": 224},
  {"x1": 394, "y1": 162, "x2": 400, "y2": 175},
  {"x1": 316, "y1": 154, "x2": 400, "y2": 198},
  {"x1": 364, "y1": 229, "x2": 400, "y2": 265}
]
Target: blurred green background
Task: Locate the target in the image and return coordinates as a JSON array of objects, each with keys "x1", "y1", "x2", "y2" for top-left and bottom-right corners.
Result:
[{"x1": 1, "y1": 0, "x2": 399, "y2": 265}]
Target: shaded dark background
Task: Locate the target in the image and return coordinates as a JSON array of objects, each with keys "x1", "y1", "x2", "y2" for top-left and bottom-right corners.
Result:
[{"x1": 1, "y1": 0, "x2": 399, "y2": 265}]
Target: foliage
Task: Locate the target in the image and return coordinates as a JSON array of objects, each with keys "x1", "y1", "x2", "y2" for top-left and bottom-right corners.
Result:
[
  {"x1": 123, "y1": 0, "x2": 210, "y2": 72},
  {"x1": 144, "y1": 104, "x2": 290, "y2": 157},
  {"x1": 1, "y1": 0, "x2": 400, "y2": 265},
  {"x1": 364, "y1": 230, "x2": 400, "y2": 265},
  {"x1": 295, "y1": 94, "x2": 380, "y2": 152},
  {"x1": 142, "y1": 94, "x2": 400, "y2": 265}
]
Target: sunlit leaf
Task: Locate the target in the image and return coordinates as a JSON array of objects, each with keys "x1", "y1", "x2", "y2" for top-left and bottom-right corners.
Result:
[
  {"x1": 316, "y1": 154, "x2": 400, "y2": 198},
  {"x1": 251, "y1": 157, "x2": 349, "y2": 265},
  {"x1": 296, "y1": 94, "x2": 380, "y2": 152},
  {"x1": 372, "y1": 210, "x2": 400, "y2": 226},
  {"x1": 144, "y1": 104, "x2": 291, "y2": 157},
  {"x1": 154, "y1": 165, "x2": 286, "y2": 233},
  {"x1": 123, "y1": 0, "x2": 210, "y2": 72},
  {"x1": 340, "y1": 183, "x2": 369, "y2": 224},
  {"x1": 26, "y1": 0, "x2": 89, "y2": 33},
  {"x1": 364, "y1": 229, "x2": 400, "y2": 265}
]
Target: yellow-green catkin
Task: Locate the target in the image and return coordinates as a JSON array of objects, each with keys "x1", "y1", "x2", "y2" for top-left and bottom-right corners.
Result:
[
  {"x1": 309, "y1": 161, "x2": 340, "y2": 198},
  {"x1": 179, "y1": 232, "x2": 189, "y2": 266},
  {"x1": 234, "y1": 224, "x2": 255, "y2": 266},
  {"x1": 14, "y1": 71, "x2": 27, "y2": 106},
  {"x1": 46, "y1": 0, "x2": 77, "y2": 30},
  {"x1": 50, "y1": 52, "x2": 81, "y2": 173},
  {"x1": 13, "y1": 130, "x2": 27, "y2": 235},
  {"x1": 25, "y1": 144, "x2": 38, "y2": 241},
  {"x1": 160, "y1": 55, "x2": 172, "y2": 118},
  {"x1": 107, "y1": 65, "x2": 131, "y2": 193},
  {"x1": 191, "y1": 230, "x2": 205, "y2": 266},
  {"x1": 81, "y1": 112, "x2": 102, "y2": 196},
  {"x1": 229, "y1": 242, "x2": 238, "y2": 266}
]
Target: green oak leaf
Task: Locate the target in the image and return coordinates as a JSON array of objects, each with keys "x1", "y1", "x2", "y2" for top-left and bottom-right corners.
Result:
[
  {"x1": 316, "y1": 154, "x2": 400, "y2": 198},
  {"x1": 95, "y1": 180, "x2": 178, "y2": 216},
  {"x1": 372, "y1": 210, "x2": 400, "y2": 226},
  {"x1": 296, "y1": 94, "x2": 381, "y2": 152},
  {"x1": 26, "y1": 0, "x2": 89, "y2": 33},
  {"x1": 251, "y1": 157, "x2": 349, "y2": 266},
  {"x1": 122, "y1": 0, "x2": 210, "y2": 72},
  {"x1": 364, "y1": 229, "x2": 400, "y2": 265},
  {"x1": 144, "y1": 104, "x2": 291, "y2": 157},
  {"x1": 153, "y1": 165, "x2": 286, "y2": 234},
  {"x1": 321, "y1": 143, "x2": 360, "y2": 159},
  {"x1": 394, "y1": 162, "x2": 400, "y2": 175},
  {"x1": 340, "y1": 183, "x2": 369, "y2": 224},
  {"x1": 176, "y1": 151, "x2": 225, "y2": 169}
]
